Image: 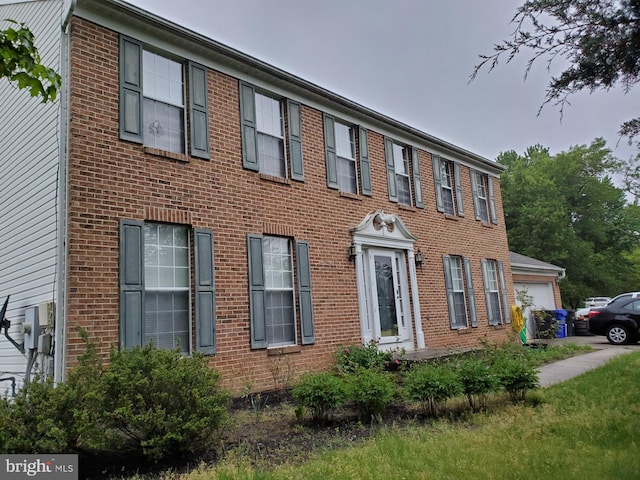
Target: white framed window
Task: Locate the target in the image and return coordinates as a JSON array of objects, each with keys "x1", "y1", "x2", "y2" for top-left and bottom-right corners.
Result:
[
  {"x1": 392, "y1": 143, "x2": 412, "y2": 206},
  {"x1": 443, "y1": 255, "x2": 477, "y2": 329},
  {"x1": 475, "y1": 172, "x2": 490, "y2": 223},
  {"x1": 335, "y1": 121, "x2": 357, "y2": 194},
  {"x1": 142, "y1": 50, "x2": 185, "y2": 154},
  {"x1": 120, "y1": 36, "x2": 210, "y2": 159},
  {"x1": 262, "y1": 236, "x2": 296, "y2": 346},
  {"x1": 120, "y1": 221, "x2": 216, "y2": 354},
  {"x1": 247, "y1": 235, "x2": 315, "y2": 349},
  {"x1": 449, "y1": 256, "x2": 468, "y2": 328},
  {"x1": 143, "y1": 223, "x2": 190, "y2": 352},
  {"x1": 482, "y1": 259, "x2": 506, "y2": 325},
  {"x1": 440, "y1": 160, "x2": 455, "y2": 215},
  {"x1": 255, "y1": 92, "x2": 286, "y2": 177}
]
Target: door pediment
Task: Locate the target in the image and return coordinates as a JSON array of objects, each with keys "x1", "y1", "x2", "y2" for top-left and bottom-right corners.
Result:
[{"x1": 351, "y1": 210, "x2": 416, "y2": 248}]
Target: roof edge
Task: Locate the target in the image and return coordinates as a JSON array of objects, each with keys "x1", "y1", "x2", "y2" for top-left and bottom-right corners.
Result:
[{"x1": 77, "y1": 0, "x2": 504, "y2": 173}]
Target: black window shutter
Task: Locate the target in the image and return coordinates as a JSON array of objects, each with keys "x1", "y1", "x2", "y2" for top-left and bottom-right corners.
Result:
[
  {"x1": 119, "y1": 220, "x2": 144, "y2": 348},
  {"x1": 432, "y1": 155, "x2": 444, "y2": 212},
  {"x1": 239, "y1": 81, "x2": 259, "y2": 171},
  {"x1": 384, "y1": 137, "x2": 398, "y2": 202},
  {"x1": 247, "y1": 235, "x2": 267, "y2": 349},
  {"x1": 296, "y1": 241, "x2": 315, "y2": 344},
  {"x1": 464, "y1": 257, "x2": 478, "y2": 326},
  {"x1": 189, "y1": 62, "x2": 210, "y2": 160},
  {"x1": 412, "y1": 147, "x2": 424, "y2": 208},
  {"x1": 194, "y1": 229, "x2": 216, "y2": 354},
  {"x1": 359, "y1": 126, "x2": 372, "y2": 196},
  {"x1": 288, "y1": 99, "x2": 304, "y2": 181},
  {"x1": 323, "y1": 113, "x2": 338, "y2": 189},
  {"x1": 119, "y1": 36, "x2": 143, "y2": 143}
]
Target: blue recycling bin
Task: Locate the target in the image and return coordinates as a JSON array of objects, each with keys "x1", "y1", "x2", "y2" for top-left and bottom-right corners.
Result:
[
  {"x1": 556, "y1": 320, "x2": 567, "y2": 338},
  {"x1": 554, "y1": 309, "x2": 568, "y2": 338}
]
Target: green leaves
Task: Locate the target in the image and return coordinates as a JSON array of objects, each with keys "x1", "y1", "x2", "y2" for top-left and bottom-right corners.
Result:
[
  {"x1": 498, "y1": 139, "x2": 640, "y2": 308},
  {"x1": 1, "y1": 19, "x2": 61, "y2": 102}
]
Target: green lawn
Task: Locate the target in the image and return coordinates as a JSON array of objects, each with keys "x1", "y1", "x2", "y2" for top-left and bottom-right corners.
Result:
[{"x1": 174, "y1": 350, "x2": 640, "y2": 480}]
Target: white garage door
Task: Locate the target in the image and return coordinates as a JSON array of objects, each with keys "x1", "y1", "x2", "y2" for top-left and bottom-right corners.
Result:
[
  {"x1": 514, "y1": 282, "x2": 556, "y2": 340},
  {"x1": 514, "y1": 282, "x2": 556, "y2": 310}
]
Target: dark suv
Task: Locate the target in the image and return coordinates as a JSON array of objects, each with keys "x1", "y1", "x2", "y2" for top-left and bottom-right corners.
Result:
[{"x1": 588, "y1": 298, "x2": 640, "y2": 345}]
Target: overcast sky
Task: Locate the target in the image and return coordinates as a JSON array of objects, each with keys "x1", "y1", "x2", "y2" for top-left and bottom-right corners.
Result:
[{"x1": 127, "y1": 0, "x2": 639, "y2": 164}]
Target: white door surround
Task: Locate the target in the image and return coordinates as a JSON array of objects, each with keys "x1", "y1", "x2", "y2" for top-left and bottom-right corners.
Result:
[{"x1": 351, "y1": 210, "x2": 425, "y2": 351}]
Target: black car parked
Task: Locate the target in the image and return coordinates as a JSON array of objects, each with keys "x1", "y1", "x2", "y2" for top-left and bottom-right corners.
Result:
[{"x1": 588, "y1": 298, "x2": 640, "y2": 345}]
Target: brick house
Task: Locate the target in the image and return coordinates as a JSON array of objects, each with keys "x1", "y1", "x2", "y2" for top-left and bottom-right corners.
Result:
[{"x1": 0, "y1": 0, "x2": 514, "y2": 394}]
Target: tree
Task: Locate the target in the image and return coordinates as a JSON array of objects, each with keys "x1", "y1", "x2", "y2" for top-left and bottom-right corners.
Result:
[
  {"x1": 498, "y1": 139, "x2": 640, "y2": 308},
  {"x1": 471, "y1": 1, "x2": 640, "y2": 141},
  {"x1": 1, "y1": 20, "x2": 61, "y2": 102}
]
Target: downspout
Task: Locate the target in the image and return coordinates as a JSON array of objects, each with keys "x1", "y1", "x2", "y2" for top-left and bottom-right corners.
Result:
[{"x1": 54, "y1": 0, "x2": 76, "y2": 385}]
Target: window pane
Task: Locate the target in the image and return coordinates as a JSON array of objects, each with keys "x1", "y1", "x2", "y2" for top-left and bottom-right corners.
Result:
[
  {"x1": 441, "y1": 161, "x2": 455, "y2": 214},
  {"x1": 265, "y1": 291, "x2": 295, "y2": 345},
  {"x1": 396, "y1": 175, "x2": 411, "y2": 205},
  {"x1": 453, "y1": 292, "x2": 467, "y2": 327},
  {"x1": 393, "y1": 144, "x2": 408, "y2": 175},
  {"x1": 143, "y1": 98, "x2": 185, "y2": 154},
  {"x1": 143, "y1": 224, "x2": 190, "y2": 351},
  {"x1": 337, "y1": 157, "x2": 357, "y2": 194},
  {"x1": 262, "y1": 237, "x2": 295, "y2": 346},
  {"x1": 159, "y1": 246, "x2": 173, "y2": 266},
  {"x1": 255, "y1": 93, "x2": 282, "y2": 137},
  {"x1": 257, "y1": 132, "x2": 286, "y2": 177},
  {"x1": 142, "y1": 50, "x2": 183, "y2": 106},
  {"x1": 144, "y1": 291, "x2": 189, "y2": 353},
  {"x1": 334, "y1": 122, "x2": 355, "y2": 159}
]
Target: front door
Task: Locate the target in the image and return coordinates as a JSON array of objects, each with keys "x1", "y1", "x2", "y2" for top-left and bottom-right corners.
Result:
[{"x1": 366, "y1": 249, "x2": 411, "y2": 348}]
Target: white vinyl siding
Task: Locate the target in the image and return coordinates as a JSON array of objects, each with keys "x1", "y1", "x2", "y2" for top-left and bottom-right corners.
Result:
[{"x1": 0, "y1": 1, "x2": 62, "y2": 394}]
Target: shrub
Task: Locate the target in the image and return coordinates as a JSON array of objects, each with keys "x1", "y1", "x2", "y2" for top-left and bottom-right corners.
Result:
[
  {"x1": 0, "y1": 378, "x2": 74, "y2": 454},
  {"x1": 344, "y1": 368, "x2": 397, "y2": 420},
  {"x1": 403, "y1": 362, "x2": 462, "y2": 416},
  {"x1": 455, "y1": 356, "x2": 499, "y2": 411},
  {"x1": 493, "y1": 355, "x2": 539, "y2": 403},
  {"x1": 94, "y1": 344, "x2": 229, "y2": 461},
  {"x1": 335, "y1": 341, "x2": 394, "y2": 373},
  {"x1": 292, "y1": 372, "x2": 347, "y2": 423}
]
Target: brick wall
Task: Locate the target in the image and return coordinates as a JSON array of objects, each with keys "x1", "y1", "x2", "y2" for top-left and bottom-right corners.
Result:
[{"x1": 66, "y1": 17, "x2": 513, "y2": 392}]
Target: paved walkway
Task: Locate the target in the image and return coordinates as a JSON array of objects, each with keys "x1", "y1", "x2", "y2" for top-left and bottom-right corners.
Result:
[
  {"x1": 404, "y1": 334, "x2": 639, "y2": 387},
  {"x1": 537, "y1": 335, "x2": 640, "y2": 386}
]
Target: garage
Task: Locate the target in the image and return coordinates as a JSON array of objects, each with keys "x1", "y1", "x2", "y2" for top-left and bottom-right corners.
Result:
[{"x1": 510, "y1": 252, "x2": 565, "y2": 340}]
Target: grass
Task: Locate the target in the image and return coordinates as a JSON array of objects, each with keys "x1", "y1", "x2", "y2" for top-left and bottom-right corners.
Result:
[{"x1": 128, "y1": 347, "x2": 639, "y2": 480}]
